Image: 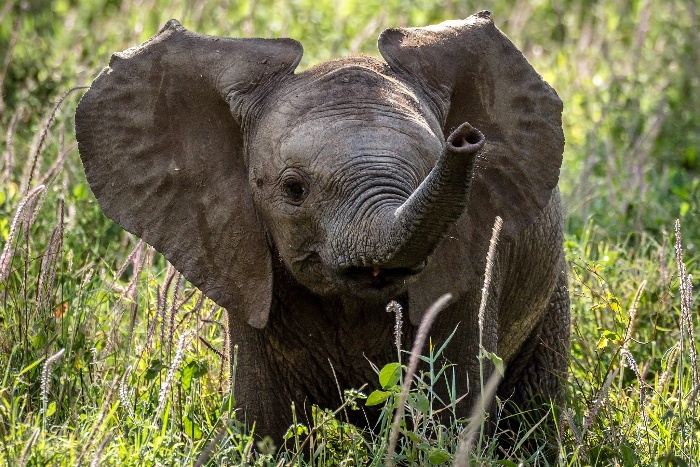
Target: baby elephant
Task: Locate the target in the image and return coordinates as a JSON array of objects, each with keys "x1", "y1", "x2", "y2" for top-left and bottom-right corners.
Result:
[{"x1": 75, "y1": 11, "x2": 569, "y2": 440}]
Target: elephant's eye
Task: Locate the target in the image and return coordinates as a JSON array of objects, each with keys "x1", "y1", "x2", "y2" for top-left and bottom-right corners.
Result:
[{"x1": 281, "y1": 174, "x2": 308, "y2": 203}]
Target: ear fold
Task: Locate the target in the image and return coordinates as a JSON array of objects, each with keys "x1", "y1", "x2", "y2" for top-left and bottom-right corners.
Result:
[
  {"x1": 378, "y1": 12, "x2": 564, "y2": 323},
  {"x1": 75, "y1": 20, "x2": 303, "y2": 328}
]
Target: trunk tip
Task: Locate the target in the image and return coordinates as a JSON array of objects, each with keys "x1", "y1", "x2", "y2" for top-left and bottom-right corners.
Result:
[{"x1": 446, "y1": 122, "x2": 485, "y2": 154}]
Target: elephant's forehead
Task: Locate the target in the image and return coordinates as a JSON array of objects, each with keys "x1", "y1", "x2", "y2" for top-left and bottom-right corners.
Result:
[
  {"x1": 277, "y1": 116, "x2": 442, "y2": 177},
  {"x1": 282, "y1": 120, "x2": 431, "y2": 155},
  {"x1": 253, "y1": 62, "x2": 442, "y2": 172},
  {"x1": 275, "y1": 64, "x2": 425, "y2": 122}
]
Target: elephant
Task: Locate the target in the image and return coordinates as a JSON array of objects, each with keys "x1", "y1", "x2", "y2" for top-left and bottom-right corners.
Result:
[{"x1": 75, "y1": 11, "x2": 569, "y2": 442}]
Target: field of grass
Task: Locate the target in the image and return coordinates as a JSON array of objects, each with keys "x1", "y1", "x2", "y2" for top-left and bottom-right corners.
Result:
[{"x1": 1, "y1": 0, "x2": 699, "y2": 465}]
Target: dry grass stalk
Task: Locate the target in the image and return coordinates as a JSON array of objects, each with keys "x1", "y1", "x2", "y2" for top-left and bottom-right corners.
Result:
[
  {"x1": 658, "y1": 344, "x2": 680, "y2": 390},
  {"x1": 17, "y1": 427, "x2": 40, "y2": 467},
  {"x1": 386, "y1": 300, "x2": 403, "y2": 351},
  {"x1": 623, "y1": 280, "x2": 646, "y2": 344},
  {"x1": 0, "y1": 14, "x2": 20, "y2": 115},
  {"x1": 562, "y1": 408, "x2": 588, "y2": 463},
  {"x1": 159, "y1": 264, "x2": 177, "y2": 349},
  {"x1": 674, "y1": 220, "x2": 699, "y2": 402},
  {"x1": 682, "y1": 273, "x2": 698, "y2": 393},
  {"x1": 155, "y1": 330, "x2": 192, "y2": 421},
  {"x1": 173, "y1": 288, "x2": 200, "y2": 321},
  {"x1": 685, "y1": 274, "x2": 700, "y2": 388},
  {"x1": 167, "y1": 272, "x2": 183, "y2": 358},
  {"x1": 453, "y1": 370, "x2": 502, "y2": 466},
  {"x1": 24, "y1": 185, "x2": 49, "y2": 239},
  {"x1": 194, "y1": 419, "x2": 236, "y2": 467},
  {"x1": 478, "y1": 216, "x2": 503, "y2": 338},
  {"x1": 20, "y1": 87, "x2": 86, "y2": 194},
  {"x1": 138, "y1": 258, "x2": 174, "y2": 357},
  {"x1": 37, "y1": 142, "x2": 76, "y2": 187},
  {"x1": 456, "y1": 215, "x2": 503, "y2": 464},
  {"x1": 41, "y1": 347, "x2": 65, "y2": 416},
  {"x1": 89, "y1": 432, "x2": 113, "y2": 467},
  {"x1": 110, "y1": 239, "x2": 144, "y2": 293},
  {"x1": 105, "y1": 241, "x2": 147, "y2": 356},
  {"x1": 385, "y1": 293, "x2": 452, "y2": 466},
  {"x1": 2, "y1": 105, "x2": 23, "y2": 184},
  {"x1": 141, "y1": 298, "x2": 161, "y2": 357},
  {"x1": 36, "y1": 200, "x2": 64, "y2": 312},
  {"x1": 0, "y1": 184, "x2": 45, "y2": 283},
  {"x1": 119, "y1": 366, "x2": 135, "y2": 419},
  {"x1": 127, "y1": 246, "x2": 153, "y2": 350},
  {"x1": 0, "y1": 1, "x2": 15, "y2": 25},
  {"x1": 74, "y1": 376, "x2": 119, "y2": 467},
  {"x1": 402, "y1": 217, "x2": 502, "y2": 466},
  {"x1": 286, "y1": 383, "x2": 369, "y2": 466},
  {"x1": 620, "y1": 349, "x2": 647, "y2": 422},
  {"x1": 221, "y1": 306, "x2": 232, "y2": 393},
  {"x1": 199, "y1": 335, "x2": 224, "y2": 359},
  {"x1": 583, "y1": 368, "x2": 617, "y2": 431}
]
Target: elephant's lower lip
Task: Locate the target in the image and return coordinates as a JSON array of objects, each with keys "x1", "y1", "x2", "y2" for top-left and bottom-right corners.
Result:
[{"x1": 342, "y1": 266, "x2": 417, "y2": 289}]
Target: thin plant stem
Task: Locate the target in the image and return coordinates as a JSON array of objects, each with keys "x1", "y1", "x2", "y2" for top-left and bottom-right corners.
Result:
[{"x1": 385, "y1": 293, "x2": 452, "y2": 466}]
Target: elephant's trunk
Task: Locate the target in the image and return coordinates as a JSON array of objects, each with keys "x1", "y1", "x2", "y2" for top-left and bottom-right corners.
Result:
[{"x1": 378, "y1": 122, "x2": 485, "y2": 269}]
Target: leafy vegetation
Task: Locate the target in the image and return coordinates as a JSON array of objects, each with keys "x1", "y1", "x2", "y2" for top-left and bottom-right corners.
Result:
[{"x1": 1, "y1": 0, "x2": 698, "y2": 464}]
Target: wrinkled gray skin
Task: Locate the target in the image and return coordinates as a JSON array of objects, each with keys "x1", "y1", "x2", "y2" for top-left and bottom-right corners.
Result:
[{"x1": 75, "y1": 11, "x2": 569, "y2": 441}]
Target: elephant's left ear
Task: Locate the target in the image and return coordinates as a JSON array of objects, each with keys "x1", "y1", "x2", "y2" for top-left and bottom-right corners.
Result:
[
  {"x1": 379, "y1": 11, "x2": 563, "y2": 240},
  {"x1": 75, "y1": 20, "x2": 303, "y2": 328},
  {"x1": 379, "y1": 12, "x2": 564, "y2": 322}
]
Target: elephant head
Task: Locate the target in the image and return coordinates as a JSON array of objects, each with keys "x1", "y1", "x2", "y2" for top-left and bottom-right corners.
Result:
[{"x1": 75, "y1": 12, "x2": 563, "y2": 328}]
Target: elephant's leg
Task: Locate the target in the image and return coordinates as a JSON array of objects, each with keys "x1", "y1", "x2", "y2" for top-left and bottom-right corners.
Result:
[
  {"x1": 497, "y1": 267, "x2": 570, "y2": 427},
  {"x1": 226, "y1": 311, "x2": 295, "y2": 443}
]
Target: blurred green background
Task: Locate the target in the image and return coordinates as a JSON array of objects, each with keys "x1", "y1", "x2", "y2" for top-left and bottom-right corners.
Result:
[
  {"x1": 2, "y1": 0, "x2": 699, "y2": 244},
  {"x1": 1, "y1": 0, "x2": 699, "y2": 464}
]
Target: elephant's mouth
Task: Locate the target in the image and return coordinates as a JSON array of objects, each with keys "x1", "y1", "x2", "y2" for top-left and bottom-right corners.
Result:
[{"x1": 342, "y1": 265, "x2": 422, "y2": 290}]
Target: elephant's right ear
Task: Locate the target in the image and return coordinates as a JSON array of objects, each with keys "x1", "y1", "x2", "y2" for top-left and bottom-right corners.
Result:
[
  {"x1": 379, "y1": 12, "x2": 564, "y2": 324},
  {"x1": 75, "y1": 20, "x2": 302, "y2": 328}
]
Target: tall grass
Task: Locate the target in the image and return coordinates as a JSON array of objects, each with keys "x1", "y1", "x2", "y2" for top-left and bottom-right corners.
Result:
[{"x1": 1, "y1": 0, "x2": 698, "y2": 465}]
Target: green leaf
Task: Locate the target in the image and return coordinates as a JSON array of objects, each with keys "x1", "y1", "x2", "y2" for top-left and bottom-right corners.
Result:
[
  {"x1": 181, "y1": 363, "x2": 194, "y2": 391},
  {"x1": 72, "y1": 183, "x2": 87, "y2": 200},
  {"x1": 218, "y1": 394, "x2": 235, "y2": 416},
  {"x1": 656, "y1": 454, "x2": 688, "y2": 467},
  {"x1": 365, "y1": 390, "x2": 392, "y2": 406},
  {"x1": 378, "y1": 362, "x2": 402, "y2": 389},
  {"x1": 404, "y1": 430, "x2": 420, "y2": 443},
  {"x1": 144, "y1": 359, "x2": 163, "y2": 380},
  {"x1": 609, "y1": 300, "x2": 621, "y2": 313},
  {"x1": 283, "y1": 423, "x2": 309, "y2": 440},
  {"x1": 193, "y1": 360, "x2": 208, "y2": 378},
  {"x1": 427, "y1": 448, "x2": 451, "y2": 464},
  {"x1": 482, "y1": 351, "x2": 505, "y2": 377},
  {"x1": 618, "y1": 443, "x2": 638, "y2": 466},
  {"x1": 596, "y1": 336, "x2": 609, "y2": 349},
  {"x1": 597, "y1": 330, "x2": 621, "y2": 349},
  {"x1": 45, "y1": 402, "x2": 56, "y2": 417},
  {"x1": 407, "y1": 393, "x2": 430, "y2": 413},
  {"x1": 17, "y1": 357, "x2": 45, "y2": 376},
  {"x1": 181, "y1": 360, "x2": 207, "y2": 391},
  {"x1": 183, "y1": 414, "x2": 203, "y2": 440},
  {"x1": 603, "y1": 330, "x2": 621, "y2": 342}
]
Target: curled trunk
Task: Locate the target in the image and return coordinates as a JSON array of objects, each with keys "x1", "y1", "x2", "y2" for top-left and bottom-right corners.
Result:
[{"x1": 377, "y1": 122, "x2": 485, "y2": 269}]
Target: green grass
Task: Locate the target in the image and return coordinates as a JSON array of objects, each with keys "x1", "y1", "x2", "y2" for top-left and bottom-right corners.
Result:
[{"x1": 1, "y1": 0, "x2": 699, "y2": 465}]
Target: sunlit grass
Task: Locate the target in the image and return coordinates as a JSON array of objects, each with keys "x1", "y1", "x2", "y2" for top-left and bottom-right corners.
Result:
[{"x1": 1, "y1": 0, "x2": 698, "y2": 465}]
